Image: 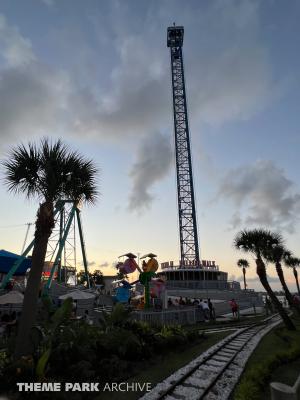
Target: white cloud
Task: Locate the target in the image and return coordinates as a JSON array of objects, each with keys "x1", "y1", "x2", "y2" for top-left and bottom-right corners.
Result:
[
  {"x1": 0, "y1": 3, "x2": 280, "y2": 142},
  {"x1": 0, "y1": 14, "x2": 35, "y2": 67},
  {"x1": 0, "y1": 64, "x2": 70, "y2": 144},
  {"x1": 0, "y1": 2, "x2": 291, "y2": 210},
  {"x1": 219, "y1": 160, "x2": 300, "y2": 232},
  {"x1": 61, "y1": 0, "x2": 280, "y2": 141},
  {"x1": 128, "y1": 132, "x2": 173, "y2": 212},
  {"x1": 99, "y1": 261, "x2": 109, "y2": 268}
]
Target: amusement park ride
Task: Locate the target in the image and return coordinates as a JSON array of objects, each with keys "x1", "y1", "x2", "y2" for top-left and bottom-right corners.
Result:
[
  {"x1": 115, "y1": 253, "x2": 164, "y2": 308},
  {"x1": 1, "y1": 25, "x2": 235, "y2": 302},
  {"x1": 168, "y1": 24, "x2": 200, "y2": 267},
  {"x1": 0, "y1": 200, "x2": 90, "y2": 291},
  {"x1": 112, "y1": 25, "x2": 210, "y2": 306}
]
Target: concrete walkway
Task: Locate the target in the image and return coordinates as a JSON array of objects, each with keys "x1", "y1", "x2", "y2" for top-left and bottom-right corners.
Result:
[{"x1": 216, "y1": 306, "x2": 265, "y2": 322}]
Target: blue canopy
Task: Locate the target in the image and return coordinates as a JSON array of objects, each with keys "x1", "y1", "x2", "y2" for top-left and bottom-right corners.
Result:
[{"x1": 0, "y1": 249, "x2": 31, "y2": 275}]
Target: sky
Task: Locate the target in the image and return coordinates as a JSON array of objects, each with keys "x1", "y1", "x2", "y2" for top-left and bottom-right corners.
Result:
[{"x1": 0, "y1": 0, "x2": 300, "y2": 291}]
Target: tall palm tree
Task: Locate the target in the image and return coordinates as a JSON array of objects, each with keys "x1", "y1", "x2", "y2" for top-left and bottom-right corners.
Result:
[
  {"x1": 237, "y1": 259, "x2": 249, "y2": 290},
  {"x1": 285, "y1": 256, "x2": 300, "y2": 296},
  {"x1": 234, "y1": 229, "x2": 295, "y2": 331},
  {"x1": 2, "y1": 139, "x2": 98, "y2": 358},
  {"x1": 263, "y1": 244, "x2": 298, "y2": 312}
]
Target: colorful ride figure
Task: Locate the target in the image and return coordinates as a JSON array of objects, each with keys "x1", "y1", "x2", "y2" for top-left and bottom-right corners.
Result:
[
  {"x1": 114, "y1": 252, "x2": 141, "y2": 304},
  {"x1": 152, "y1": 277, "x2": 166, "y2": 297},
  {"x1": 115, "y1": 284, "x2": 130, "y2": 303},
  {"x1": 141, "y1": 253, "x2": 159, "y2": 273},
  {"x1": 117, "y1": 252, "x2": 140, "y2": 275},
  {"x1": 112, "y1": 280, "x2": 133, "y2": 303},
  {"x1": 139, "y1": 253, "x2": 158, "y2": 308}
]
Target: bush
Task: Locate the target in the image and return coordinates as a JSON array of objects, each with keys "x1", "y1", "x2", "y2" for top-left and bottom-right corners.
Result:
[
  {"x1": 101, "y1": 329, "x2": 142, "y2": 360},
  {"x1": 152, "y1": 325, "x2": 188, "y2": 351},
  {"x1": 1, "y1": 302, "x2": 205, "y2": 392},
  {"x1": 186, "y1": 328, "x2": 204, "y2": 342}
]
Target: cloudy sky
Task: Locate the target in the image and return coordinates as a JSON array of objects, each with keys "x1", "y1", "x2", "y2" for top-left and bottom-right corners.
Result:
[{"x1": 0, "y1": 0, "x2": 300, "y2": 291}]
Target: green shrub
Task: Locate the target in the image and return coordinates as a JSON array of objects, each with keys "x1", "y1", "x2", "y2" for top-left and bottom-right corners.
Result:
[
  {"x1": 153, "y1": 325, "x2": 189, "y2": 350},
  {"x1": 101, "y1": 329, "x2": 142, "y2": 360},
  {"x1": 99, "y1": 303, "x2": 131, "y2": 331}
]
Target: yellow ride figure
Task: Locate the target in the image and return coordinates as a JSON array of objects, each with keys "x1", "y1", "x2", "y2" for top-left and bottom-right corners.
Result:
[{"x1": 139, "y1": 253, "x2": 159, "y2": 308}]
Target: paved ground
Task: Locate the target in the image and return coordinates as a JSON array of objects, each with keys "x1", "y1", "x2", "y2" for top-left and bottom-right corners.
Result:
[{"x1": 216, "y1": 306, "x2": 265, "y2": 322}]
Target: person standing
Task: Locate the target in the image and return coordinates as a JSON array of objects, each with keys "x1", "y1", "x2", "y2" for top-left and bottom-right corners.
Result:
[
  {"x1": 229, "y1": 299, "x2": 238, "y2": 318},
  {"x1": 208, "y1": 298, "x2": 215, "y2": 320},
  {"x1": 202, "y1": 301, "x2": 210, "y2": 320}
]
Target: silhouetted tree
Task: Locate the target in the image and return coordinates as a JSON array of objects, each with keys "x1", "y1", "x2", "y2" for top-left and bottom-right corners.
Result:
[
  {"x1": 234, "y1": 229, "x2": 295, "y2": 330},
  {"x1": 2, "y1": 139, "x2": 98, "y2": 358}
]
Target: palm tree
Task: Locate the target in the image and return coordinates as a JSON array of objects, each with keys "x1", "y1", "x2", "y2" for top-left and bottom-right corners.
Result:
[
  {"x1": 2, "y1": 139, "x2": 98, "y2": 358},
  {"x1": 285, "y1": 256, "x2": 300, "y2": 296},
  {"x1": 263, "y1": 244, "x2": 298, "y2": 311},
  {"x1": 237, "y1": 259, "x2": 249, "y2": 290},
  {"x1": 234, "y1": 229, "x2": 295, "y2": 330}
]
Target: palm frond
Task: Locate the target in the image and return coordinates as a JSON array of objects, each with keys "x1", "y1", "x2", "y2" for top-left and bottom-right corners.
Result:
[
  {"x1": 262, "y1": 244, "x2": 289, "y2": 264},
  {"x1": 234, "y1": 228, "x2": 283, "y2": 256},
  {"x1": 285, "y1": 256, "x2": 300, "y2": 268},
  {"x1": 63, "y1": 152, "x2": 99, "y2": 203},
  {"x1": 1, "y1": 142, "x2": 41, "y2": 199},
  {"x1": 1, "y1": 138, "x2": 99, "y2": 204},
  {"x1": 237, "y1": 259, "x2": 249, "y2": 268}
]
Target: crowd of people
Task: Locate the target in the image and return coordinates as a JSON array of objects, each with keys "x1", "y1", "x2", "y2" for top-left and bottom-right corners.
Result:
[
  {"x1": 167, "y1": 296, "x2": 243, "y2": 320},
  {"x1": 167, "y1": 296, "x2": 216, "y2": 320}
]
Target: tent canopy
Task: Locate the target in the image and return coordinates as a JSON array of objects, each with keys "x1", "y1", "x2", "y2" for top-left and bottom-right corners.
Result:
[
  {"x1": 0, "y1": 249, "x2": 31, "y2": 276},
  {"x1": 59, "y1": 290, "x2": 95, "y2": 300},
  {"x1": 0, "y1": 290, "x2": 24, "y2": 304}
]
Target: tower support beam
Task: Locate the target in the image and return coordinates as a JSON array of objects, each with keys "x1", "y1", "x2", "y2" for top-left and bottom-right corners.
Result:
[{"x1": 167, "y1": 26, "x2": 200, "y2": 267}]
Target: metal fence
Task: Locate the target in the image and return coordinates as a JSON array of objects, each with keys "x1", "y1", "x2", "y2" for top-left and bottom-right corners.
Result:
[{"x1": 130, "y1": 300, "x2": 260, "y2": 326}]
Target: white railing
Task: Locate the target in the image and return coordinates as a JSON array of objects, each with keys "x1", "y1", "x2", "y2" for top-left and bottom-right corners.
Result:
[{"x1": 131, "y1": 307, "x2": 204, "y2": 325}]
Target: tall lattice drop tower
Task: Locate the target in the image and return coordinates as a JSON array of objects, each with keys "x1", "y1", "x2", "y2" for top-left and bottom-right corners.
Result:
[{"x1": 167, "y1": 25, "x2": 200, "y2": 267}]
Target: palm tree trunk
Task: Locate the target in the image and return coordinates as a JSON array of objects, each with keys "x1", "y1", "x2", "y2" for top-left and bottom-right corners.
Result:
[
  {"x1": 275, "y1": 263, "x2": 293, "y2": 306},
  {"x1": 256, "y1": 258, "x2": 296, "y2": 331},
  {"x1": 275, "y1": 263, "x2": 300, "y2": 315},
  {"x1": 243, "y1": 267, "x2": 247, "y2": 290},
  {"x1": 15, "y1": 201, "x2": 54, "y2": 359},
  {"x1": 294, "y1": 268, "x2": 300, "y2": 295}
]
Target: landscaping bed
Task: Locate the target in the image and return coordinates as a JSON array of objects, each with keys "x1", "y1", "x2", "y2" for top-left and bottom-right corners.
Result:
[
  {"x1": 98, "y1": 330, "x2": 230, "y2": 400},
  {"x1": 232, "y1": 315, "x2": 300, "y2": 400},
  {"x1": 0, "y1": 302, "x2": 230, "y2": 400}
]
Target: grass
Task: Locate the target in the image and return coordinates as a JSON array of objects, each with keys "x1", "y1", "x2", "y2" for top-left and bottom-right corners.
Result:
[
  {"x1": 232, "y1": 314, "x2": 300, "y2": 400},
  {"x1": 98, "y1": 331, "x2": 231, "y2": 400},
  {"x1": 189, "y1": 312, "x2": 269, "y2": 332}
]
